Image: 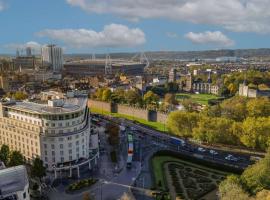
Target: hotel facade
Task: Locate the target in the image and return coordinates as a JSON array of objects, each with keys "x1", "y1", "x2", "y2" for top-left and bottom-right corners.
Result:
[{"x1": 0, "y1": 96, "x2": 99, "y2": 177}]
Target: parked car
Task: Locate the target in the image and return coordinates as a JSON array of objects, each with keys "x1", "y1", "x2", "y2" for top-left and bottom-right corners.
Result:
[
  {"x1": 225, "y1": 154, "x2": 238, "y2": 161},
  {"x1": 209, "y1": 150, "x2": 218, "y2": 155}
]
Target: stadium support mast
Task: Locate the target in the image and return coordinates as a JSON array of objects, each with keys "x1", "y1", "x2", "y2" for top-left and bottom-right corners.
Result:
[
  {"x1": 140, "y1": 52, "x2": 150, "y2": 68},
  {"x1": 105, "y1": 54, "x2": 112, "y2": 75}
]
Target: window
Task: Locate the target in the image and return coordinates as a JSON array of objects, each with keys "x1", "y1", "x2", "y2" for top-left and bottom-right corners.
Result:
[
  {"x1": 59, "y1": 144, "x2": 63, "y2": 149},
  {"x1": 51, "y1": 144, "x2": 55, "y2": 149},
  {"x1": 44, "y1": 144, "x2": 47, "y2": 149},
  {"x1": 68, "y1": 143, "x2": 72, "y2": 147},
  {"x1": 61, "y1": 157, "x2": 64, "y2": 162},
  {"x1": 60, "y1": 151, "x2": 64, "y2": 155},
  {"x1": 69, "y1": 156, "x2": 72, "y2": 161},
  {"x1": 69, "y1": 149, "x2": 72, "y2": 154},
  {"x1": 23, "y1": 192, "x2": 26, "y2": 199},
  {"x1": 52, "y1": 151, "x2": 55, "y2": 156}
]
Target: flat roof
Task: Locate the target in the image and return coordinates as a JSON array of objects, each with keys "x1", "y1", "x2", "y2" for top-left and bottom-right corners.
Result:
[
  {"x1": 5, "y1": 98, "x2": 88, "y2": 115},
  {"x1": 0, "y1": 165, "x2": 28, "y2": 196}
]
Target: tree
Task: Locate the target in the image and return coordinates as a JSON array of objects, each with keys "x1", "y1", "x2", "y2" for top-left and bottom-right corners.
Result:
[
  {"x1": 219, "y1": 175, "x2": 250, "y2": 200},
  {"x1": 0, "y1": 145, "x2": 10, "y2": 166},
  {"x1": 9, "y1": 151, "x2": 24, "y2": 166},
  {"x1": 101, "y1": 88, "x2": 112, "y2": 102},
  {"x1": 227, "y1": 83, "x2": 237, "y2": 95},
  {"x1": 241, "y1": 148, "x2": 270, "y2": 194},
  {"x1": 111, "y1": 89, "x2": 126, "y2": 103},
  {"x1": 143, "y1": 91, "x2": 160, "y2": 110},
  {"x1": 167, "y1": 111, "x2": 199, "y2": 138},
  {"x1": 240, "y1": 117, "x2": 270, "y2": 150},
  {"x1": 220, "y1": 96, "x2": 248, "y2": 121},
  {"x1": 182, "y1": 99, "x2": 199, "y2": 112},
  {"x1": 106, "y1": 123, "x2": 120, "y2": 146},
  {"x1": 95, "y1": 88, "x2": 104, "y2": 100},
  {"x1": 192, "y1": 117, "x2": 238, "y2": 145},
  {"x1": 246, "y1": 97, "x2": 270, "y2": 118},
  {"x1": 164, "y1": 93, "x2": 177, "y2": 105},
  {"x1": 13, "y1": 91, "x2": 28, "y2": 100},
  {"x1": 31, "y1": 158, "x2": 46, "y2": 180},
  {"x1": 126, "y1": 89, "x2": 142, "y2": 106}
]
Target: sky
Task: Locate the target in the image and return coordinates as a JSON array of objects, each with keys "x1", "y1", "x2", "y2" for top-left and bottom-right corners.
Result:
[{"x1": 0, "y1": 0, "x2": 270, "y2": 54}]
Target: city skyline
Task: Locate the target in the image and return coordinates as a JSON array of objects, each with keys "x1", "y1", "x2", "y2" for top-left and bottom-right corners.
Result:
[{"x1": 1, "y1": 0, "x2": 270, "y2": 54}]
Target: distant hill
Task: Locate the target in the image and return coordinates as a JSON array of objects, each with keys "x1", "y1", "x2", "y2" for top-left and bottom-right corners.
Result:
[{"x1": 65, "y1": 48, "x2": 270, "y2": 60}]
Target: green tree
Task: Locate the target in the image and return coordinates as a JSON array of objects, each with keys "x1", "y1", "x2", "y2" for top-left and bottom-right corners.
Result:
[
  {"x1": 220, "y1": 96, "x2": 248, "y2": 121},
  {"x1": 111, "y1": 89, "x2": 125, "y2": 103},
  {"x1": 182, "y1": 99, "x2": 199, "y2": 112},
  {"x1": 13, "y1": 91, "x2": 28, "y2": 100},
  {"x1": 0, "y1": 145, "x2": 10, "y2": 166},
  {"x1": 143, "y1": 91, "x2": 160, "y2": 110},
  {"x1": 95, "y1": 88, "x2": 104, "y2": 100},
  {"x1": 240, "y1": 117, "x2": 270, "y2": 150},
  {"x1": 31, "y1": 158, "x2": 46, "y2": 180},
  {"x1": 241, "y1": 148, "x2": 270, "y2": 194},
  {"x1": 9, "y1": 151, "x2": 24, "y2": 166},
  {"x1": 246, "y1": 97, "x2": 270, "y2": 118},
  {"x1": 126, "y1": 89, "x2": 142, "y2": 106},
  {"x1": 219, "y1": 175, "x2": 250, "y2": 200},
  {"x1": 167, "y1": 111, "x2": 199, "y2": 138},
  {"x1": 106, "y1": 123, "x2": 120, "y2": 146},
  {"x1": 101, "y1": 88, "x2": 112, "y2": 102},
  {"x1": 192, "y1": 117, "x2": 238, "y2": 144}
]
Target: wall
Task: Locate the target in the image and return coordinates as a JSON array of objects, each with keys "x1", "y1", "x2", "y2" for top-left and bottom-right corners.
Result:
[
  {"x1": 117, "y1": 104, "x2": 149, "y2": 121},
  {"x1": 156, "y1": 112, "x2": 168, "y2": 123},
  {"x1": 88, "y1": 99, "x2": 169, "y2": 123},
  {"x1": 88, "y1": 99, "x2": 113, "y2": 113}
]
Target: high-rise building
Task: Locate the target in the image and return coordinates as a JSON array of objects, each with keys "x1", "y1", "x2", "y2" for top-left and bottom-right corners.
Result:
[
  {"x1": 26, "y1": 47, "x2": 32, "y2": 57},
  {"x1": 169, "y1": 68, "x2": 177, "y2": 82},
  {"x1": 0, "y1": 95, "x2": 99, "y2": 178},
  {"x1": 0, "y1": 76, "x2": 9, "y2": 91},
  {"x1": 41, "y1": 45, "x2": 63, "y2": 72}
]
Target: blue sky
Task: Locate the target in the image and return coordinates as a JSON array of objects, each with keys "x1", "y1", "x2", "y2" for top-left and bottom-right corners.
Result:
[{"x1": 0, "y1": 0, "x2": 270, "y2": 54}]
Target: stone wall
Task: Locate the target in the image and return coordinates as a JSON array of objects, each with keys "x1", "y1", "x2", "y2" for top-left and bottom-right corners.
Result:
[
  {"x1": 88, "y1": 99, "x2": 113, "y2": 113},
  {"x1": 117, "y1": 104, "x2": 149, "y2": 121},
  {"x1": 156, "y1": 112, "x2": 168, "y2": 123},
  {"x1": 88, "y1": 99, "x2": 169, "y2": 123}
]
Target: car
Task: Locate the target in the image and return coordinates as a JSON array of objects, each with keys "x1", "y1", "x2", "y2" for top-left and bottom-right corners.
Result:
[
  {"x1": 225, "y1": 154, "x2": 238, "y2": 161},
  {"x1": 198, "y1": 147, "x2": 206, "y2": 152},
  {"x1": 209, "y1": 150, "x2": 218, "y2": 155}
]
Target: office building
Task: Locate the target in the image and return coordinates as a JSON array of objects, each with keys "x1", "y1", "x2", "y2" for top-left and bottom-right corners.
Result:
[
  {"x1": 0, "y1": 95, "x2": 99, "y2": 178},
  {"x1": 168, "y1": 68, "x2": 177, "y2": 82},
  {"x1": 0, "y1": 165, "x2": 30, "y2": 200},
  {"x1": 41, "y1": 45, "x2": 63, "y2": 72},
  {"x1": 26, "y1": 47, "x2": 32, "y2": 57}
]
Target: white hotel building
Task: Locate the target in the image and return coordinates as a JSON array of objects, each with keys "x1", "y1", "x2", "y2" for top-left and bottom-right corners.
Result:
[{"x1": 0, "y1": 96, "x2": 99, "y2": 178}]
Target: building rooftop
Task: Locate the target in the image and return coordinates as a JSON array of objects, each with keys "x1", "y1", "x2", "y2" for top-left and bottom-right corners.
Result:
[
  {"x1": 3, "y1": 97, "x2": 88, "y2": 115},
  {"x1": 0, "y1": 165, "x2": 28, "y2": 196}
]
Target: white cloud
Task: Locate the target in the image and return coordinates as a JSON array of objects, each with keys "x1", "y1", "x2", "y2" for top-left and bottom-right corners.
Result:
[
  {"x1": 0, "y1": 1, "x2": 6, "y2": 11},
  {"x1": 185, "y1": 31, "x2": 235, "y2": 47},
  {"x1": 36, "y1": 24, "x2": 146, "y2": 48},
  {"x1": 4, "y1": 41, "x2": 42, "y2": 52},
  {"x1": 166, "y1": 32, "x2": 179, "y2": 39},
  {"x1": 66, "y1": 0, "x2": 270, "y2": 33}
]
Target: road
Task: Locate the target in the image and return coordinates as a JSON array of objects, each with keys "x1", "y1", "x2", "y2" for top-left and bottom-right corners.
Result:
[{"x1": 97, "y1": 114, "x2": 255, "y2": 171}]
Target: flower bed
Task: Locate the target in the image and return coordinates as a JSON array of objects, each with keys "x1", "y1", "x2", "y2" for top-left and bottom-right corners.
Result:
[{"x1": 67, "y1": 178, "x2": 98, "y2": 192}]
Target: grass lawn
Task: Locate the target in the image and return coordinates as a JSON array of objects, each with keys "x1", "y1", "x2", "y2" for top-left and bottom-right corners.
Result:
[
  {"x1": 90, "y1": 107, "x2": 168, "y2": 132},
  {"x1": 176, "y1": 93, "x2": 219, "y2": 105}
]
